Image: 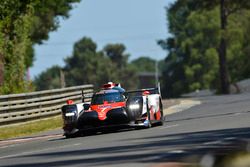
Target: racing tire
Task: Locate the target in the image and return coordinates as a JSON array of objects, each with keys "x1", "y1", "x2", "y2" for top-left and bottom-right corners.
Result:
[
  {"x1": 144, "y1": 97, "x2": 152, "y2": 128},
  {"x1": 64, "y1": 131, "x2": 80, "y2": 138},
  {"x1": 157, "y1": 118, "x2": 164, "y2": 126},
  {"x1": 65, "y1": 134, "x2": 75, "y2": 139},
  {"x1": 157, "y1": 98, "x2": 164, "y2": 126},
  {"x1": 146, "y1": 120, "x2": 152, "y2": 128}
]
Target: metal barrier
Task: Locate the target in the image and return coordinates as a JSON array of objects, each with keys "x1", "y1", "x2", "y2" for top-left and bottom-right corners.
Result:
[{"x1": 0, "y1": 84, "x2": 94, "y2": 125}]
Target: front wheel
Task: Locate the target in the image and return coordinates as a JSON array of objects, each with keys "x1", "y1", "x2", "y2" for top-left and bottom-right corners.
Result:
[
  {"x1": 144, "y1": 97, "x2": 152, "y2": 128},
  {"x1": 144, "y1": 119, "x2": 152, "y2": 128},
  {"x1": 159, "y1": 113, "x2": 164, "y2": 126},
  {"x1": 157, "y1": 97, "x2": 164, "y2": 126},
  {"x1": 65, "y1": 133, "x2": 75, "y2": 138},
  {"x1": 158, "y1": 118, "x2": 164, "y2": 126}
]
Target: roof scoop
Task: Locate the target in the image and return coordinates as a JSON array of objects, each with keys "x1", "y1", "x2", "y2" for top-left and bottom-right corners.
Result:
[{"x1": 102, "y1": 82, "x2": 121, "y2": 89}]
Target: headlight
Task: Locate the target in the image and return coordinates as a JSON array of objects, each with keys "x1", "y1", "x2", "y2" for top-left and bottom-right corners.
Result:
[
  {"x1": 129, "y1": 104, "x2": 140, "y2": 110},
  {"x1": 65, "y1": 112, "x2": 75, "y2": 117}
]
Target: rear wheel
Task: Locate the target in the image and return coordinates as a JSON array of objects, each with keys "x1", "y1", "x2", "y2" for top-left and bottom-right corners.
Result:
[
  {"x1": 65, "y1": 133, "x2": 75, "y2": 138},
  {"x1": 158, "y1": 118, "x2": 164, "y2": 126},
  {"x1": 144, "y1": 119, "x2": 152, "y2": 128},
  {"x1": 144, "y1": 98, "x2": 152, "y2": 128},
  {"x1": 157, "y1": 98, "x2": 164, "y2": 126}
]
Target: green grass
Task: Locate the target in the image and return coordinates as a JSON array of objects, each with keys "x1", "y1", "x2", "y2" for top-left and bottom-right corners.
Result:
[{"x1": 0, "y1": 116, "x2": 63, "y2": 140}]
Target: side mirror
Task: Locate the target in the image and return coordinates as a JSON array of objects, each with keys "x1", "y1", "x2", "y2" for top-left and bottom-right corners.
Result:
[
  {"x1": 83, "y1": 103, "x2": 90, "y2": 110},
  {"x1": 124, "y1": 92, "x2": 128, "y2": 99}
]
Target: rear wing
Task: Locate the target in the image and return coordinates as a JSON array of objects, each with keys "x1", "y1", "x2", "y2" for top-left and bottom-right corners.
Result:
[{"x1": 126, "y1": 83, "x2": 162, "y2": 96}]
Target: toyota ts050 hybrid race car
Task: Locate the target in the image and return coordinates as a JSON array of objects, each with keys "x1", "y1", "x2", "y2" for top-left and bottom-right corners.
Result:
[{"x1": 61, "y1": 82, "x2": 164, "y2": 138}]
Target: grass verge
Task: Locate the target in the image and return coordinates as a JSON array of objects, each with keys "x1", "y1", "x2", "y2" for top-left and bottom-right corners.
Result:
[{"x1": 0, "y1": 116, "x2": 63, "y2": 140}]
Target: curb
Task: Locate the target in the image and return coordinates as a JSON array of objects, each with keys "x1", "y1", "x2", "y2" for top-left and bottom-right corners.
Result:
[{"x1": 163, "y1": 99, "x2": 201, "y2": 116}]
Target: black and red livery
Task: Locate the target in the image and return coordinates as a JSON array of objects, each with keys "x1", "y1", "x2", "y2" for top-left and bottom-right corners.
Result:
[{"x1": 61, "y1": 82, "x2": 164, "y2": 138}]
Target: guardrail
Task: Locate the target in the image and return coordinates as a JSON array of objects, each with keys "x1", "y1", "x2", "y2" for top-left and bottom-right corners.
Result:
[{"x1": 0, "y1": 84, "x2": 94, "y2": 126}]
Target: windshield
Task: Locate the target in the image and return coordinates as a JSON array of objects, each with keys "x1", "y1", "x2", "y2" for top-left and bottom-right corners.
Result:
[{"x1": 91, "y1": 92, "x2": 125, "y2": 105}]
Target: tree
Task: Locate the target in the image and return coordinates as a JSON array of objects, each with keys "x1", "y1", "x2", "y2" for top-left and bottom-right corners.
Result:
[
  {"x1": 0, "y1": 0, "x2": 80, "y2": 94},
  {"x1": 31, "y1": 0, "x2": 81, "y2": 44},
  {"x1": 159, "y1": 0, "x2": 250, "y2": 97},
  {"x1": 190, "y1": 0, "x2": 250, "y2": 93},
  {"x1": 103, "y1": 44, "x2": 129, "y2": 68},
  {"x1": 103, "y1": 44, "x2": 140, "y2": 89},
  {"x1": 34, "y1": 37, "x2": 140, "y2": 91},
  {"x1": 130, "y1": 57, "x2": 156, "y2": 72},
  {"x1": 0, "y1": 0, "x2": 34, "y2": 93},
  {"x1": 159, "y1": 1, "x2": 220, "y2": 97},
  {"x1": 34, "y1": 65, "x2": 62, "y2": 90},
  {"x1": 64, "y1": 37, "x2": 117, "y2": 88},
  {"x1": 238, "y1": 10, "x2": 250, "y2": 80}
]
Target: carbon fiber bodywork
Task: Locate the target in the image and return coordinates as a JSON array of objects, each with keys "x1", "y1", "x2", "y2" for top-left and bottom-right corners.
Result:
[{"x1": 77, "y1": 108, "x2": 130, "y2": 128}]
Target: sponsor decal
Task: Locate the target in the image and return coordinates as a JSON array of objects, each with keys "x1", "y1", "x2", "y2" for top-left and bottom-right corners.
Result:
[{"x1": 98, "y1": 105, "x2": 112, "y2": 109}]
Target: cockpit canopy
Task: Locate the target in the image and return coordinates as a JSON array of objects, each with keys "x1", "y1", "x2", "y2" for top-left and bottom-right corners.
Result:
[{"x1": 91, "y1": 92, "x2": 125, "y2": 105}]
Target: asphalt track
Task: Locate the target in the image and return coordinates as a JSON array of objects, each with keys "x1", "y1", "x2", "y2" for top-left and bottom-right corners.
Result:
[{"x1": 1, "y1": 93, "x2": 250, "y2": 167}]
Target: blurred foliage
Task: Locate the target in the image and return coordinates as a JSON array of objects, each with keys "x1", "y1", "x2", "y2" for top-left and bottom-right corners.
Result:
[
  {"x1": 103, "y1": 43, "x2": 129, "y2": 69},
  {"x1": 31, "y1": 0, "x2": 80, "y2": 44},
  {"x1": 34, "y1": 36, "x2": 166, "y2": 91},
  {"x1": 102, "y1": 43, "x2": 138, "y2": 90},
  {"x1": 0, "y1": 0, "x2": 80, "y2": 94},
  {"x1": 0, "y1": 0, "x2": 34, "y2": 94},
  {"x1": 130, "y1": 57, "x2": 156, "y2": 72},
  {"x1": 159, "y1": 0, "x2": 250, "y2": 97},
  {"x1": 34, "y1": 65, "x2": 62, "y2": 90},
  {"x1": 64, "y1": 37, "x2": 117, "y2": 89},
  {"x1": 35, "y1": 37, "x2": 149, "y2": 91}
]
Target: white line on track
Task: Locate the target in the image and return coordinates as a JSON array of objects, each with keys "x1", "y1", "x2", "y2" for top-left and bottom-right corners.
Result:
[
  {"x1": 0, "y1": 142, "x2": 82, "y2": 159},
  {"x1": 233, "y1": 113, "x2": 242, "y2": 116},
  {"x1": 0, "y1": 134, "x2": 62, "y2": 148},
  {"x1": 159, "y1": 124, "x2": 179, "y2": 129},
  {"x1": 167, "y1": 150, "x2": 185, "y2": 154},
  {"x1": 203, "y1": 140, "x2": 224, "y2": 145},
  {"x1": 224, "y1": 137, "x2": 237, "y2": 140}
]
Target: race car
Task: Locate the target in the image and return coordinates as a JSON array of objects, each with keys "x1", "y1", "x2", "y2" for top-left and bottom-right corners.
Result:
[{"x1": 61, "y1": 82, "x2": 164, "y2": 138}]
